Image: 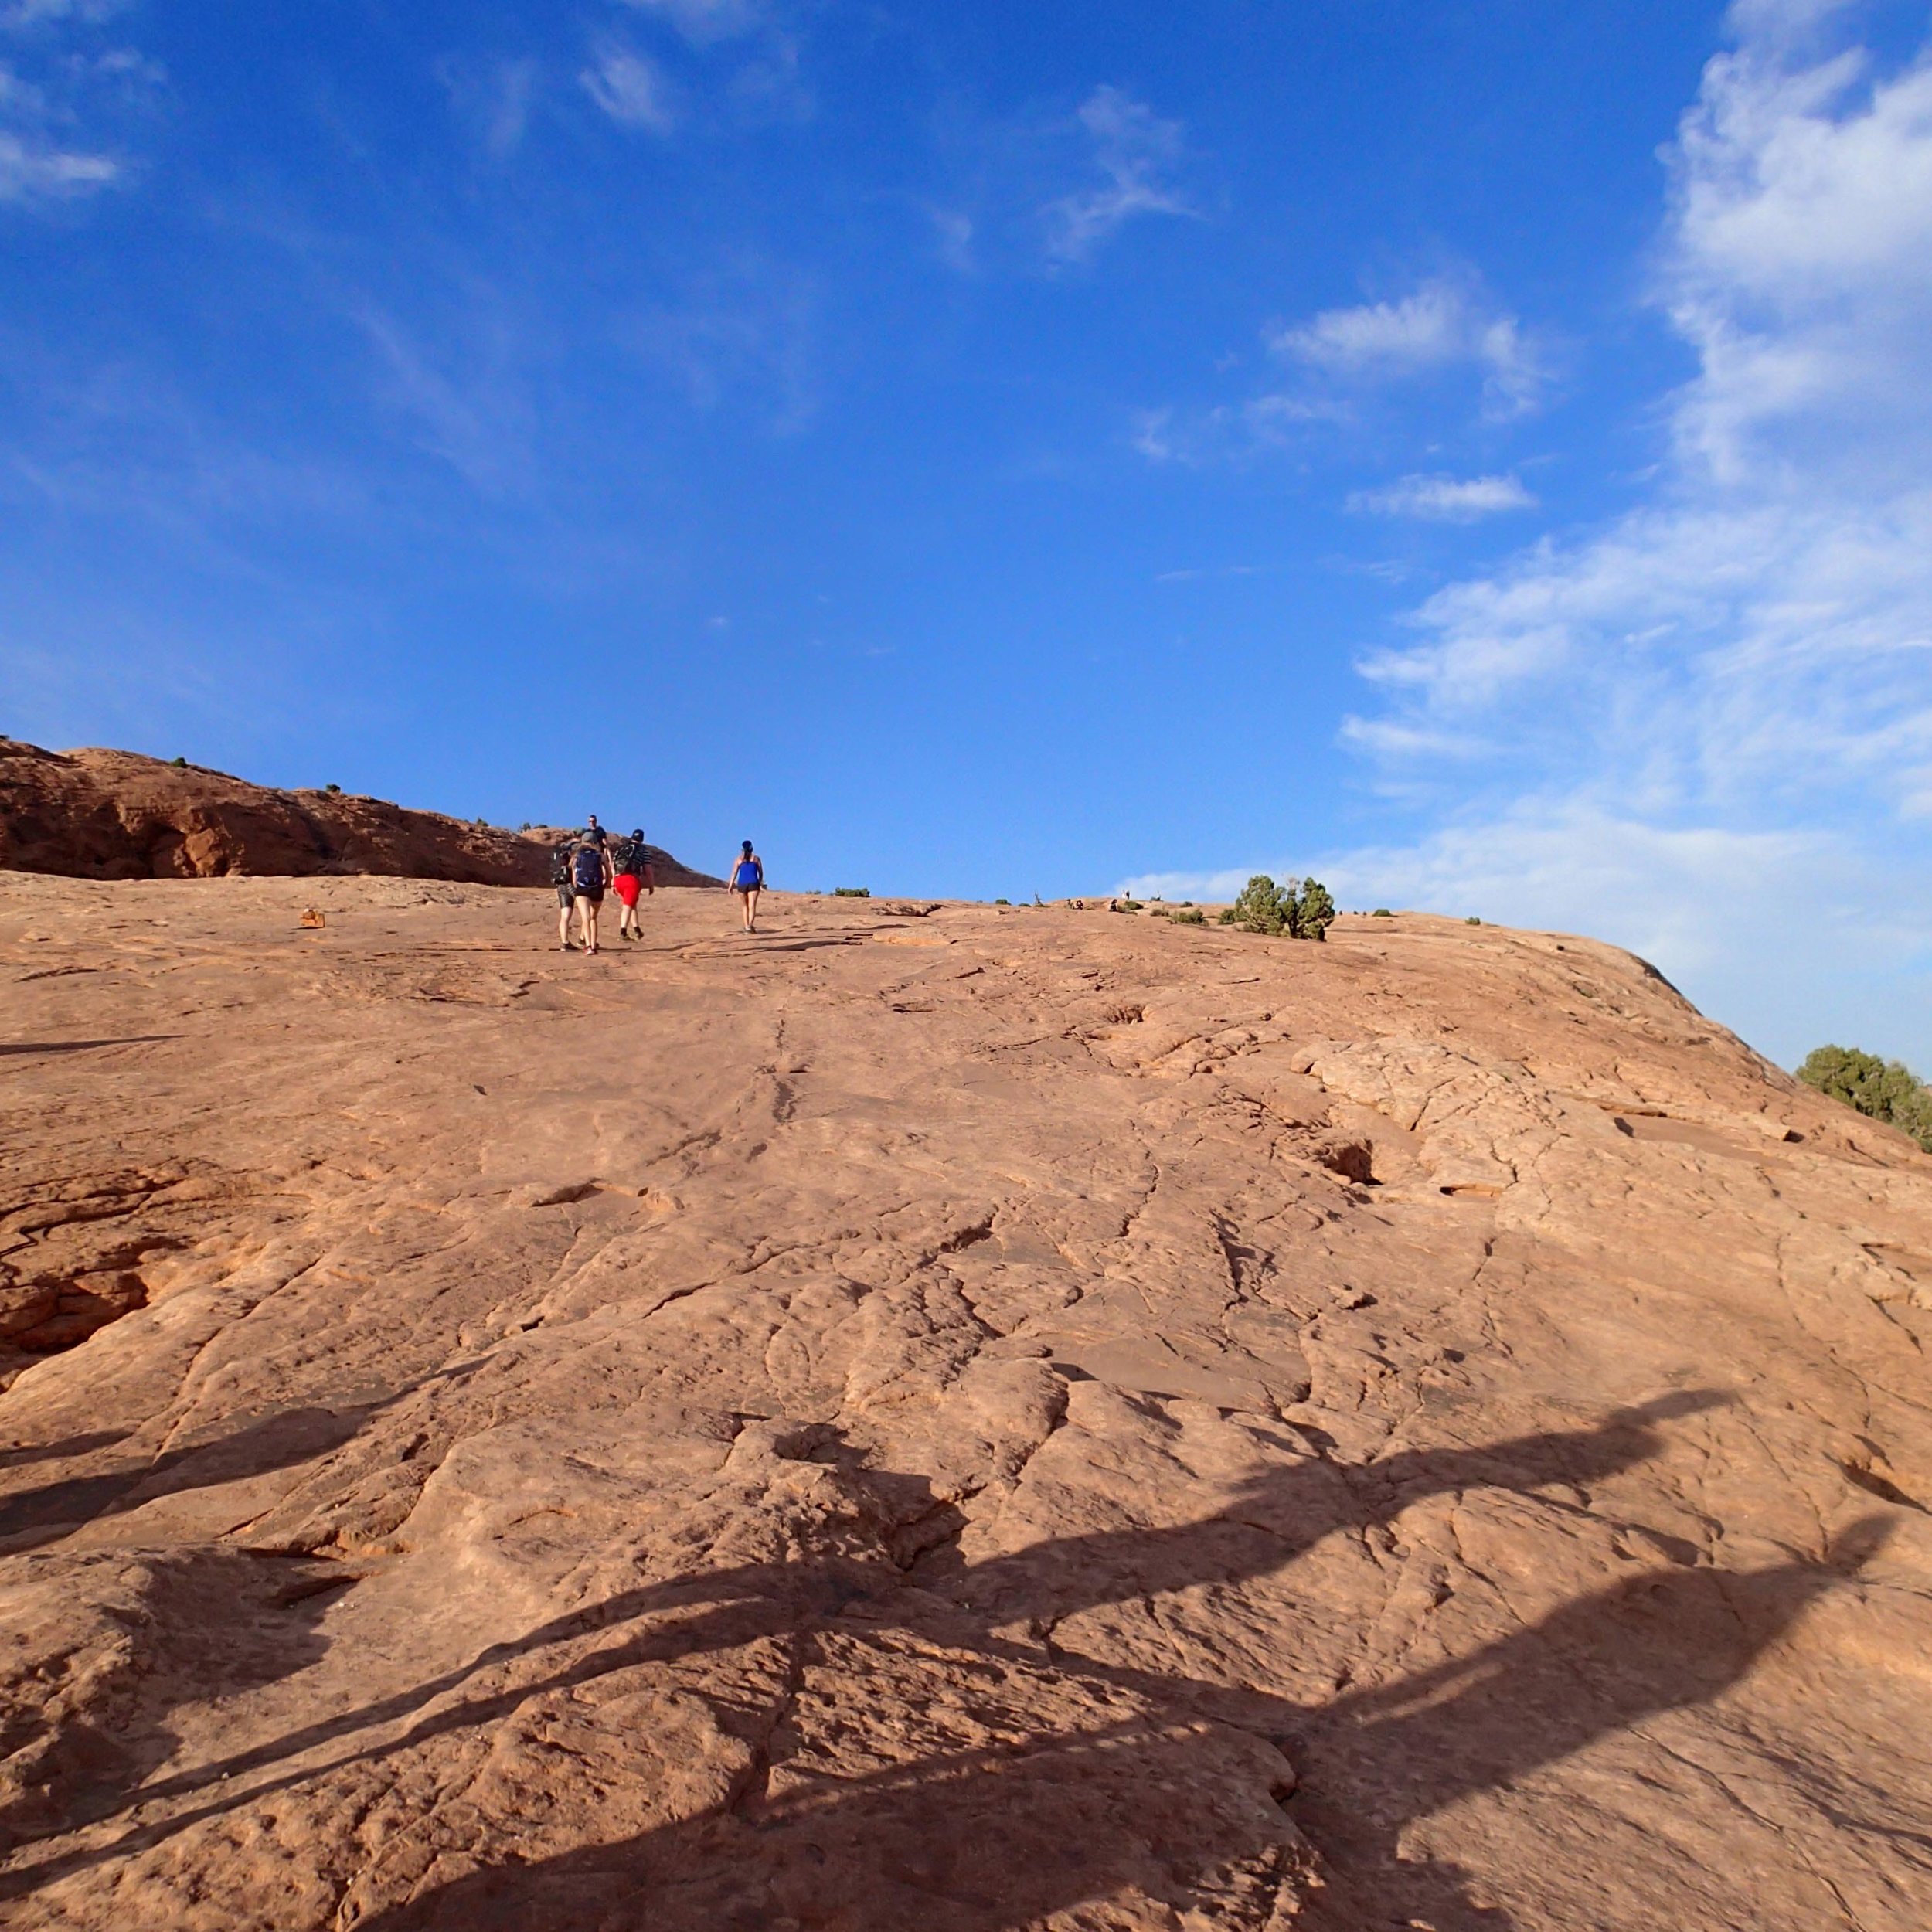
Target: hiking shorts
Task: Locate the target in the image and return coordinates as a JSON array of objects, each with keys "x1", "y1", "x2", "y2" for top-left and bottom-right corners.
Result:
[
  {"x1": 555, "y1": 883, "x2": 574, "y2": 910},
  {"x1": 613, "y1": 873, "x2": 641, "y2": 909},
  {"x1": 574, "y1": 888, "x2": 605, "y2": 907}
]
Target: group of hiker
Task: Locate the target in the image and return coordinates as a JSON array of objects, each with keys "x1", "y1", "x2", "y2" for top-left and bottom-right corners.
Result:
[{"x1": 550, "y1": 815, "x2": 764, "y2": 953}]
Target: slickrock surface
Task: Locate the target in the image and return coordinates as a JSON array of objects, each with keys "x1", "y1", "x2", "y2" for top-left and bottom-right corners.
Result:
[
  {"x1": 2, "y1": 872, "x2": 1930, "y2": 1930},
  {"x1": 0, "y1": 741, "x2": 717, "y2": 889}
]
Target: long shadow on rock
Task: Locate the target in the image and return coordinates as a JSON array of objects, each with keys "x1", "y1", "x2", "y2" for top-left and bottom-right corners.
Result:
[
  {"x1": 345, "y1": 1713, "x2": 1309, "y2": 1932},
  {"x1": 0, "y1": 1394, "x2": 1747, "y2": 1920},
  {"x1": 0, "y1": 1546, "x2": 350, "y2": 1854},
  {"x1": 66, "y1": 1392, "x2": 1723, "y2": 1825},
  {"x1": 0, "y1": 1431, "x2": 132, "y2": 1471},
  {"x1": 0, "y1": 1403, "x2": 384, "y2": 1544},
  {"x1": 336, "y1": 1524, "x2": 1890, "y2": 1932},
  {"x1": 1287, "y1": 1517, "x2": 1894, "y2": 1930},
  {"x1": 0, "y1": 1359, "x2": 489, "y2": 1548},
  {"x1": 0, "y1": 1038, "x2": 182, "y2": 1058}
]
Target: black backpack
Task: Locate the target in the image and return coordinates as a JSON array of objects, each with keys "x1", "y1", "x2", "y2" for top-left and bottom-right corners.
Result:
[
  {"x1": 571, "y1": 845, "x2": 605, "y2": 894},
  {"x1": 611, "y1": 838, "x2": 641, "y2": 877},
  {"x1": 549, "y1": 843, "x2": 573, "y2": 887}
]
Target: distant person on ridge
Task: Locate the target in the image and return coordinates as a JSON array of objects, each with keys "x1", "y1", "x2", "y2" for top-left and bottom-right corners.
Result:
[
  {"x1": 728, "y1": 840, "x2": 764, "y2": 933},
  {"x1": 610, "y1": 828, "x2": 654, "y2": 942},
  {"x1": 571, "y1": 831, "x2": 611, "y2": 954},
  {"x1": 550, "y1": 838, "x2": 579, "y2": 951}
]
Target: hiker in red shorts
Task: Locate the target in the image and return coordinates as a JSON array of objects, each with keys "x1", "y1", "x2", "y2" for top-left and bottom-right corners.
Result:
[{"x1": 609, "y1": 828, "x2": 655, "y2": 942}]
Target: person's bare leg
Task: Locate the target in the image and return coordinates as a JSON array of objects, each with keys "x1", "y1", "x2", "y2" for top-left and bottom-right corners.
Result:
[
  {"x1": 586, "y1": 897, "x2": 601, "y2": 952},
  {"x1": 558, "y1": 895, "x2": 572, "y2": 949},
  {"x1": 743, "y1": 887, "x2": 760, "y2": 933}
]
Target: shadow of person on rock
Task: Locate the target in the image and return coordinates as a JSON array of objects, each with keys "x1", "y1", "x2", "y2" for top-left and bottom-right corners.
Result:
[
  {"x1": 0, "y1": 1546, "x2": 352, "y2": 1855},
  {"x1": 332, "y1": 1520, "x2": 1893, "y2": 1932},
  {"x1": 0, "y1": 1356, "x2": 491, "y2": 1548},
  {"x1": 0, "y1": 1405, "x2": 380, "y2": 1546},
  {"x1": 31, "y1": 1393, "x2": 1721, "y2": 1820},
  {"x1": 1284, "y1": 1516, "x2": 1894, "y2": 1931},
  {"x1": 0, "y1": 1390, "x2": 1751, "y2": 1920}
]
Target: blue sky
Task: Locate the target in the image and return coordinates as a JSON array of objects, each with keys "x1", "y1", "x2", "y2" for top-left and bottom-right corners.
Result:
[{"x1": 5, "y1": 0, "x2": 1932, "y2": 1072}]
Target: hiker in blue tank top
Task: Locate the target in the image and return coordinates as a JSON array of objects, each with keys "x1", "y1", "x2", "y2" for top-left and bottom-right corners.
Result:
[{"x1": 727, "y1": 840, "x2": 764, "y2": 933}]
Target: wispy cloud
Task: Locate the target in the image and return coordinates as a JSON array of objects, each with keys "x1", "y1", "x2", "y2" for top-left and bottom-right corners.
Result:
[
  {"x1": 1270, "y1": 274, "x2": 1552, "y2": 420},
  {"x1": 0, "y1": 0, "x2": 158, "y2": 203},
  {"x1": 605, "y1": 0, "x2": 808, "y2": 125},
  {"x1": 628, "y1": 254, "x2": 819, "y2": 432},
  {"x1": 440, "y1": 56, "x2": 540, "y2": 159},
  {"x1": 1347, "y1": 472, "x2": 1537, "y2": 521},
  {"x1": 0, "y1": 124, "x2": 114, "y2": 198},
  {"x1": 354, "y1": 301, "x2": 536, "y2": 495},
  {"x1": 1130, "y1": 392, "x2": 1350, "y2": 466},
  {"x1": 1134, "y1": 267, "x2": 1542, "y2": 464},
  {"x1": 1328, "y1": 2, "x2": 1932, "y2": 1060},
  {"x1": 1043, "y1": 85, "x2": 1195, "y2": 264},
  {"x1": 0, "y1": 0, "x2": 129, "y2": 26},
  {"x1": 617, "y1": 0, "x2": 764, "y2": 46},
  {"x1": 1137, "y1": 4, "x2": 1932, "y2": 1065},
  {"x1": 581, "y1": 42, "x2": 675, "y2": 133}
]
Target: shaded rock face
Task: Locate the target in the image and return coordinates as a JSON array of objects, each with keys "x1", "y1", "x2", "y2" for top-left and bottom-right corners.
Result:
[
  {"x1": 0, "y1": 741, "x2": 720, "y2": 889},
  {"x1": 1, "y1": 877, "x2": 1930, "y2": 1930}
]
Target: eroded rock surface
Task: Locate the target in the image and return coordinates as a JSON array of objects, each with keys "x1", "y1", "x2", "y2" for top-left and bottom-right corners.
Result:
[
  {"x1": 1, "y1": 875, "x2": 1929, "y2": 1930},
  {"x1": 0, "y1": 741, "x2": 717, "y2": 888}
]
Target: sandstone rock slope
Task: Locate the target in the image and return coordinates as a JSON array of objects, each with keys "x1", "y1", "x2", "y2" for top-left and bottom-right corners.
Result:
[
  {"x1": 0, "y1": 740, "x2": 719, "y2": 888},
  {"x1": 1, "y1": 876, "x2": 1929, "y2": 1930}
]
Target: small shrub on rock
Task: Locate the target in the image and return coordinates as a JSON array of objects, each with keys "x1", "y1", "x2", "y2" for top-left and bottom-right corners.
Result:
[
  {"x1": 834, "y1": 886, "x2": 870, "y2": 898},
  {"x1": 1170, "y1": 907, "x2": 1206, "y2": 926},
  {"x1": 325, "y1": 782, "x2": 342, "y2": 794},
  {"x1": 1372, "y1": 907, "x2": 1393, "y2": 918},
  {"x1": 1799, "y1": 1045, "x2": 1932, "y2": 1152},
  {"x1": 1466, "y1": 916, "x2": 1482, "y2": 925}
]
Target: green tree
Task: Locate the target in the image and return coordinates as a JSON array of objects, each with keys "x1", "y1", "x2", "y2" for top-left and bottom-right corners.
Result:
[
  {"x1": 1231, "y1": 875, "x2": 1292, "y2": 935},
  {"x1": 1293, "y1": 877, "x2": 1336, "y2": 941},
  {"x1": 1798, "y1": 1045, "x2": 1932, "y2": 1152}
]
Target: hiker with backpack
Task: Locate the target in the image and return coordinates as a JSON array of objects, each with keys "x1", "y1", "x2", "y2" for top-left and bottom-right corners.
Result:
[
  {"x1": 550, "y1": 838, "x2": 579, "y2": 951},
  {"x1": 727, "y1": 840, "x2": 764, "y2": 934},
  {"x1": 570, "y1": 832, "x2": 612, "y2": 954},
  {"x1": 609, "y1": 828, "x2": 655, "y2": 942}
]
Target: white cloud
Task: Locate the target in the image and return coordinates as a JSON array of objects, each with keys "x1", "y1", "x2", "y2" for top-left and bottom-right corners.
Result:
[
  {"x1": 617, "y1": 0, "x2": 764, "y2": 46},
  {"x1": 1348, "y1": 472, "x2": 1537, "y2": 521},
  {"x1": 354, "y1": 303, "x2": 536, "y2": 495},
  {"x1": 1120, "y1": 801, "x2": 1932, "y2": 1069},
  {"x1": 1319, "y1": 2, "x2": 1932, "y2": 1065},
  {"x1": 0, "y1": 123, "x2": 114, "y2": 199},
  {"x1": 0, "y1": 2, "x2": 151, "y2": 203},
  {"x1": 1271, "y1": 274, "x2": 1551, "y2": 419},
  {"x1": 0, "y1": 0, "x2": 128, "y2": 26},
  {"x1": 1043, "y1": 85, "x2": 1194, "y2": 263},
  {"x1": 1145, "y1": 5, "x2": 1932, "y2": 1065},
  {"x1": 582, "y1": 43, "x2": 675, "y2": 134}
]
